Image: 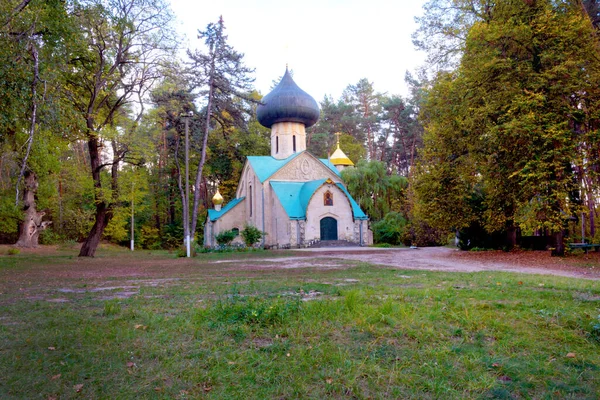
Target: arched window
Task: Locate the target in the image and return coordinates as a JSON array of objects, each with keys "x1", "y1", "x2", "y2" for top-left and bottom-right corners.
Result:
[
  {"x1": 293, "y1": 135, "x2": 296, "y2": 152},
  {"x1": 276, "y1": 136, "x2": 279, "y2": 154},
  {"x1": 249, "y1": 185, "x2": 253, "y2": 216},
  {"x1": 232, "y1": 228, "x2": 239, "y2": 236},
  {"x1": 324, "y1": 191, "x2": 333, "y2": 206}
]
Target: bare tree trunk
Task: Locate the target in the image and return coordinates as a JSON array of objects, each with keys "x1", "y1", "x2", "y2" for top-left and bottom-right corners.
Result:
[
  {"x1": 191, "y1": 76, "x2": 215, "y2": 239},
  {"x1": 505, "y1": 225, "x2": 517, "y2": 250},
  {"x1": 173, "y1": 131, "x2": 187, "y2": 244},
  {"x1": 78, "y1": 202, "x2": 111, "y2": 256},
  {"x1": 551, "y1": 230, "x2": 565, "y2": 256},
  {"x1": 15, "y1": 41, "x2": 39, "y2": 205},
  {"x1": 79, "y1": 136, "x2": 112, "y2": 257},
  {"x1": 15, "y1": 172, "x2": 51, "y2": 247}
]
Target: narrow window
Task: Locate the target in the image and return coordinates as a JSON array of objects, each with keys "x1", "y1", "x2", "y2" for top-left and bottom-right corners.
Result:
[
  {"x1": 276, "y1": 136, "x2": 279, "y2": 154},
  {"x1": 293, "y1": 135, "x2": 296, "y2": 152},
  {"x1": 249, "y1": 185, "x2": 253, "y2": 216}
]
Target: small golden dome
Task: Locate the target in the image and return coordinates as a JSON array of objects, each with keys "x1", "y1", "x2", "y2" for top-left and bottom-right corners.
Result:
[
  {"x1": 212, "y1": 189, "x2": 224, "y2": 206},
  {"x1": 330, "y1": 146, "x2": 354, "y2": 166}
]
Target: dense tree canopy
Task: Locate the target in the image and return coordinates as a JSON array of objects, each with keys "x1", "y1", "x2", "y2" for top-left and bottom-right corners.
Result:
[{"x1": 414, "y1": 0, "x2": 600, "y2": 254}]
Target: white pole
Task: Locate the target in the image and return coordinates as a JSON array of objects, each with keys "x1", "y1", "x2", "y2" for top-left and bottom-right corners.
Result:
[
  {"x1": 130, "y1": 180, "x2": 134, "y2": 251},
  {"x1": 185, "y1": 115, "x2": 191, "y2": 258}
]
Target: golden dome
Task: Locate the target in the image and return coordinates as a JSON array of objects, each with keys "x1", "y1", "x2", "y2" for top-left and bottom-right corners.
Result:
[
  {"x1": 330, "y1": 145, "x2": 354, "y2": 166},
  {"x1": 212, "y1": 189, "x2": 224, "y2": 206}
]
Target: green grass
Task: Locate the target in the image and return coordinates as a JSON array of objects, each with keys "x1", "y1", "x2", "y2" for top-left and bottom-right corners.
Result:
[{"x1": 0, "y1": 250, "x2": 599, "y2": 399}]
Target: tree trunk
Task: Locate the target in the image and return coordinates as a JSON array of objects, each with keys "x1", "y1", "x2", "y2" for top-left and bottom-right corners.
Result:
[
  {"x1": 79, "y1": 136, "x2": 112, "y2": 257},
  {"x1": 551, "y1": 230, "x2": 565, "y2": 256},
  {"x1": 15, "y1": 171, "x2": 51, "y2": 247},
  {"x1": 505, "y1": 225, "x2": 517, "y2": 250},
  {"x1": 78, "y1": 202, "x2": 111, "y2": 257}
]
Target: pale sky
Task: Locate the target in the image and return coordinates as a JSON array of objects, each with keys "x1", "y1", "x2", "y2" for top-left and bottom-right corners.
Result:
[{"x1": 169, "y1": 0, "x2": 427, "y2": 101}]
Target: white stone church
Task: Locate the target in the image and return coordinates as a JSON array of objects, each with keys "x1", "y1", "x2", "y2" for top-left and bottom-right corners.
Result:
[{"x1": 204, "y1": 69, "x2": 372, "y2": 248}]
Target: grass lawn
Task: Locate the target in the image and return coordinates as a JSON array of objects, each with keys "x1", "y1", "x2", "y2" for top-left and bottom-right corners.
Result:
[{"x1": 0, "y1": 246, "x2": 599, "y2": 399}]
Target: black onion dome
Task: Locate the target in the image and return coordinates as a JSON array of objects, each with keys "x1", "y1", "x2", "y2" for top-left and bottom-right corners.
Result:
[{"x1": 257, "y1": 69, "x2": 320, "y2": 128}]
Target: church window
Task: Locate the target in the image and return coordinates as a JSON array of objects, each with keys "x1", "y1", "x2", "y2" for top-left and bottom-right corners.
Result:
[
  {"x1": 249, "y1": 185, "x2": 253, "y2": 216},
  {"x1": 276, "y1": 136, "x2": 279, "y2": 153},
  {"x1": 324, "y1": 191, "x2": 333, "y2": 206},
  {"x1": 293, "y1": 135, "x2": 296, "y2": 152},
  {"x1": 232, "y1": 228, "x2": 239, "y2": 236}
]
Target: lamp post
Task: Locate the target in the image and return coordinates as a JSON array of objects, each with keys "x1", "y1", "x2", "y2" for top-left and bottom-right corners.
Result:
[{"x1": 182, "y1": 111, "x2": 193, "y2": 257}]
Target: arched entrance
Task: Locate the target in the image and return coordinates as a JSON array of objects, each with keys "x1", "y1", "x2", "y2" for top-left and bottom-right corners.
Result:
[{"x1": 320, "y1": 217, "x2": 338, "y2": 241}]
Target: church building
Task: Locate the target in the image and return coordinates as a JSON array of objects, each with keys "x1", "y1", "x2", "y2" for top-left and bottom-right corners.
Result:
[{"x1": 204, "y1": 69, "x2": 372, "y2": 248}]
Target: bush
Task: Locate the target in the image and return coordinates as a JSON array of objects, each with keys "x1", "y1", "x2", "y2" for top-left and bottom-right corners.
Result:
[
  {"x1": 7, "y1": 247, "x2": 20, "y2": 255},
  {"x1": 241, "y1": 224, "x2": 263, "y2": 247},
  {"x1": 140, "y1": 225, "x2": 161, "y2": 249},
  {"x1": 161, "y1": 224, "x2": 183, "y2": 250},
  {"x1": 216, "y1": 229, "x2": 237, "y2": 246},
  {"x1": 372, "y1": 212, "x2": 407, "y2": 245},
  {"x1": 401, "y1": 218, "x2": 447, "y2": 247}
]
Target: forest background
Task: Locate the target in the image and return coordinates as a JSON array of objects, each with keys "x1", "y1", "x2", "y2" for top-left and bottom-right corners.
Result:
[{"x1": 2, "y1": 0, "x2": 600, "y2": 257}]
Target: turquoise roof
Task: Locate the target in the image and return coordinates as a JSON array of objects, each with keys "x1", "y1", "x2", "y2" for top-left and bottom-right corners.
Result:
[
  {"x1": 246, "y1": 152, "x2": 341, "y2": 183},
  {"x1": 207, "y1": 197, "x2": 245, "y2": 222},
  {"x1": 319, "y1": 158, "x2": 342, "y2": 177},
  {"x1": 270, "y1": 181, "x2": 305, "y2": 219},
  {"x1": 270, "y1": 179, "x2": 367, "y2": 220},
  {"x1": 246, "y1": 153, "x2": 301, "y2": 183}
]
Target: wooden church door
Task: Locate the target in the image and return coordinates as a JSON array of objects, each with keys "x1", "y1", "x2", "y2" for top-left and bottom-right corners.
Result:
[{"x1": 320, "y1": 217, "x2": 338, "y2": 241}]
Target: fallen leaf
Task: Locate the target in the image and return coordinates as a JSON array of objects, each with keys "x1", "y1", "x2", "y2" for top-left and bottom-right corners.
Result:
[
  {"x1": 326, "y1": 377, "x2": 333, "y2": 384},
  {"x1": 134, "y1": 324, "x2": 147, "y2": 330},
  {"x1": 73, "y1": 384, "x2": 84, "y2": 392},
  {"x1": 202, "y1": 383, "x2": 213, "y2": 392},
  {"x1": 491, "y1": 363, "x2": 500, "y2": 368},
  {"x1": 48, "y1": 347, "x2": 56, "y2": 351},
  {"x1": 498, "y1": 376, "x2": 512, "y2": 382},
  {"x1": 47, "y1": 396, "x2": 58, "y2": 400},
  {"x1": 51, "y1": 374, "x2": 61, "y2": 380},
  {"x1": 126, "y1": 362, "x2": 135, "y2": 368},
  {"x1": 286, "y1": 353, "x2": 290, "y2": 357},
  {"x1": 566, "y1": 352, "x2": 576, "y2": 358},
  {"x1": 227, "y1": 361, "x2": 235, "y2": 365},
  {"x1": 518, "y1": 281, "x2": 523, "y2": 285}
]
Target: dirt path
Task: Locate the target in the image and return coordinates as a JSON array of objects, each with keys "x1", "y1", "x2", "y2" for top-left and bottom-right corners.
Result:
[{"x1": 218, "y1": 247, "x2": 600, "y2": 280}]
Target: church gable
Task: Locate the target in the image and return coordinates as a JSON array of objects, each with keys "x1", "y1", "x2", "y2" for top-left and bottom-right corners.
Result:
[
  {"x1": 235, "y1": 161, "x2": 259, "y2": 199},
  {"x1": 269, "y1": 152, "x2": 342, "y2": 183}
]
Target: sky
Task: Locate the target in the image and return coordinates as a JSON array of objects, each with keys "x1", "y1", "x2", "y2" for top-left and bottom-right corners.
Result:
[{"x1": 168, "y1": 0, "x2": 427, "y2": 102}]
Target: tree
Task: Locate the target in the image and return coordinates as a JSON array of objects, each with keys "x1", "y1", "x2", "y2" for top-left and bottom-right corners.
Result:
[
  {"x1": 63, "y1": 0, "x2": 176, "y2": 257},
  {"x1": 341, "y1": 79, "x2": 384, "y2": 160},
  {"x1": 341, "y1": 160, "x2": 407, "y2": 222},
  {"x1": 187, "y1": 16, "x2": 255, "y2": 240},
  {"x1": 1, "y1": 0, "x2": 73, "y2": 247},
  {"x1": 414, "y1": 0, "x2": 600, "y2": 254}
]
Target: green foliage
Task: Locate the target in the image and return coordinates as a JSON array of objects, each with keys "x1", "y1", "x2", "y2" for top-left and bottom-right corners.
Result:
[
  {"x1": 414, "y1": 0, "x2": 600, "y2": 251},
  {"x1": 204, "y1": 295, "x2": 301, "y2": 328},
  {"x1": 241, "y1": 224, "x2": 263, "y2": 247},
  {"x1": 103, "y1": 206, "x2": 129, "y2": 243},
  {"x1": 140, "y1": 226, "x2": 161, "y2": 250},
  {"x1": 0, "y1": 196, "x2": 21, "y2": 238},
  {"x1": 6, "y1": 248, "x2": 20, "y2": 255},
  {"x1": 342, "y1": 160, "x2": 407, "y2": 221},
  {"x1": 215, "y1": 229, "x2": 237, "y2": 246},
  {"x1": 372, "y1": 212, "x2": 407, "y2": 245}
]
